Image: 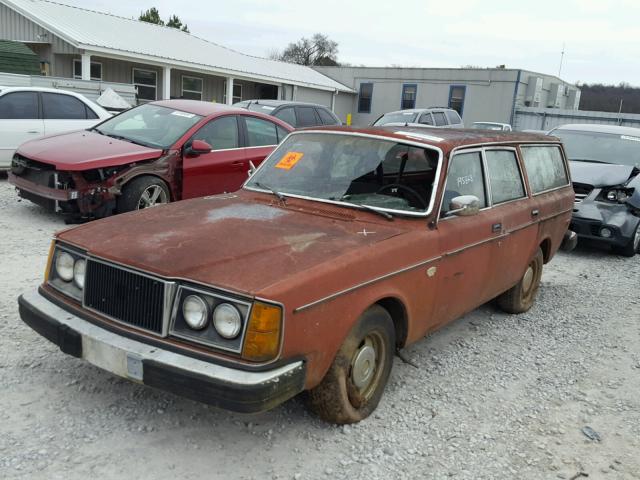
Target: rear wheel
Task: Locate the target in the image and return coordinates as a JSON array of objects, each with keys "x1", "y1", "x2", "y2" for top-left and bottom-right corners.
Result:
[
  {"x1": 307, "y1": 305, "x2": 395, "y2": 424},
  {"x1": 497, "y1": 247, "x2": 544, "y2": 314},
  {"x1": 613, "y1": 222, "x2": 640, "y2": 257},
  {"x1": 117, "y1": 176, "x2": 170, "y2": 214}
]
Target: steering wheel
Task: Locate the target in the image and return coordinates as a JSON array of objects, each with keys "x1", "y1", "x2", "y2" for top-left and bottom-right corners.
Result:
[{"x1": 376, "y1": 183, "x2": 427, "y2": 210}]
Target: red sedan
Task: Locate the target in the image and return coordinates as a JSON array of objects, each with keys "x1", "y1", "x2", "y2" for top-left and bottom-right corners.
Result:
[{"x1": 8, "y1": 100, "x2": 293, "y2": 220}]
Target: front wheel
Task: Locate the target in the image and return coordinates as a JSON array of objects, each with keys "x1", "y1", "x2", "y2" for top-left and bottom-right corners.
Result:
[
  {"x1": 497, "y1": 247, "x2": 544, "y2": 314},
  {"x1": 613, "y1": 222, "x2": 640, "y2": 257},
  {"x1": 307, "y1": 305, "x2": 395, "y2": 424},
  {"x1": 117, "y1": 176, "x2": 170, "y2": 214}
]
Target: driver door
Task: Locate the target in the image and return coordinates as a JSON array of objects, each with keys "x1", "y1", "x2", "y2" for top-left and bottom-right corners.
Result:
[{"x1": 181, "y1": 115, "x2": 247, "y2": 199}]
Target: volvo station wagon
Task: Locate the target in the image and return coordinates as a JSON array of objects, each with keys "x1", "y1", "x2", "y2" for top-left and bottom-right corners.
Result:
[{"x1": 18, "y1": 127, "x2": 575, "y2": 424}]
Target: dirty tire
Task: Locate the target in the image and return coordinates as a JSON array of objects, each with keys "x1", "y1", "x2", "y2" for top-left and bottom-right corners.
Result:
[
  {"x1": 612, "y1": 223, "x2": 640, "y2": 257},
  {"x1": 307, "y1": 305, "x2": 395, "y2": 424},
  {"x1": 497, "y1": 247, "x2": 544, "y2": 314},
  {"x1": 117, "y1": 176, "x2": 170, "y2": 214}
]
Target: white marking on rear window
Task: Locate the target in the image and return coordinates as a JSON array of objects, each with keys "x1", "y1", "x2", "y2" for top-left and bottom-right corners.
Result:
[
  {"x1": 171, "y1": 111, "x2": 195, "y2": 118},
  {"x1": 395, "y1": 131, "x2": 444, "y2": 142},
  {"x1": 261, "y1": 106, "x2": 275, "y2": 111},
  {"x1": 621, "y1": 135, "x2": 640, "y2": 142}
]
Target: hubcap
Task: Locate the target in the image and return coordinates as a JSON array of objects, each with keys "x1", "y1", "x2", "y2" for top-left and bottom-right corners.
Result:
[
  {"x1": 351, "y1": 340, "x2": 377, "y2": 390},
  {"x1": 522, "y1": 265, "x2": 534, "y2": 293},
  {"x1": 138, "y1": 185, "x2": 167, "y2": 209}
]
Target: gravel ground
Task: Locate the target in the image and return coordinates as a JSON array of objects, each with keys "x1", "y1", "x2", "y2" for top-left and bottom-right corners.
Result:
[{"x1": 1, "y1": 177, "x2": 639, "y2": 480}]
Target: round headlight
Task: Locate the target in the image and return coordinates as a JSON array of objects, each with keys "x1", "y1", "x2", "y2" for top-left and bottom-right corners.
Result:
[
  {"x1": 600, "y1": 227, "x2": 612, "y2": 238},
  {"x1": 182, "y1": 295, "x2": 208, "y2": 330},
  {"x1": 212, "y1": 303, "x2": 242, "y2": 339},
  {"x1": 55, "y1": 251, "x2": 75, "y2": 282},
  {"x1": 606, "y1": 190, "x2": 618, "y2": 201},
  {"x1": 73, "y1": 259, "x2": 86, "y2": 289}
]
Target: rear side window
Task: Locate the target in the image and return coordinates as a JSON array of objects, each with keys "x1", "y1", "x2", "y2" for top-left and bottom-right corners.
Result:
[
  {"x1": 42, "y1": 93, "x2": 88, "y2": 119},
  {"x1": 192, "y1": 116, "x2": 238, "y2": 150},
  {"x1": 445, "y1": 110, "x2": 462, "y2": 125},
  {"x1": 245, "y1": 116, "x2": 278, "y2": 146},
  {"x1": 485, "y1": 150, "x2": 526, "y2": 204},
  {"x1": 442, "y1": 151, "x2": 487, "y2": 215},
  {"x1": 521, "y1": 145, "x2": 568, "y2": 194},
  {"x1": 273, "y1": 107, "x2": 296, "y2": 127},
  {"x1": 433, "y1": 112, "x2": 447, "y2": 126},
  {"x1": 276, "y1": 125, "x2": 289, "y2": 143},
  {"x1": 296, "y1": 107, "x2": 320, "y2": 127},
  {"x1": 0, "y1": 92, "x2": 38, "y2": 119},
  {"x1": 316, "y1": 107, "x2": 339, "y2": 125},
  {"x1": 418, "y1": 113, "x2": 434, "y2": 125}
]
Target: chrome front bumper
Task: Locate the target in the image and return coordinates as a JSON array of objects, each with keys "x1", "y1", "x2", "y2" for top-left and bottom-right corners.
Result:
[{"x1": 18, "y1": 289, "x2": 305, "y2": 413}]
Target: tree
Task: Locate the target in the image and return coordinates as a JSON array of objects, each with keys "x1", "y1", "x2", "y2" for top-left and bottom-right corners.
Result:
[
  {"x1": 139, "y1": 8, "x2": 189, "y2": 33},
  {"x1": 166, "y1": 14, "x2": 189, "y2": 33},
  {"x1": 277, "y1": 33, "x2": 339, "y2": 66}
]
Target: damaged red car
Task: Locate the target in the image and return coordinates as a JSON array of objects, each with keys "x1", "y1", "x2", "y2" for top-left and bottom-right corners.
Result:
[
  {"x1": 8, "y1": 100, "x2": 293, "y2": 220},
  {"x1": 18, "y1": 127, "x2": 576, "y2": 424}
]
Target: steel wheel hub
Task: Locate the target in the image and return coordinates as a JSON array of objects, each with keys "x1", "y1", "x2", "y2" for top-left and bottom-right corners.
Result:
[
  {"x1": 138, "y1": 185, "x2": 167, "y2": 209},
  {"x1": 522, "y1": 265, "x2": 534, "y2": 293},
  {"x1": 351, "y1": 342, "x2": 377, "y2": 390}
]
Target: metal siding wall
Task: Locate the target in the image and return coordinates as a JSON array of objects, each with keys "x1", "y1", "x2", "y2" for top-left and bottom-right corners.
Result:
[
  {"x1": 295, "y1": 86, "x2": 332, "y2": 107},
  {"x1": 333, "y1": 92, "x2": 354, "y2": 123},
  {"x1": 513, "y1": 107, "x2": 640, "y2": 131},
  {"x1": 0, "y1": 3, "x2": 49, "y2": 42}
]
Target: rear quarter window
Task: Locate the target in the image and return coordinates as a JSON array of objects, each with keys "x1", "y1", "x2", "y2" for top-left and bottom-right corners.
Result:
[
  {"x1": 316, "y1": 107, "x2": 339, "y2": 125},
  {"x1": 521, "y1": 145, "x2": 568, "y2": 194}
]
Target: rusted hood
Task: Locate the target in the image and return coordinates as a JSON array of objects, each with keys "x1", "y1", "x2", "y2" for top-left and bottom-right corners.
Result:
[
  {"x1": 17, "y1": 130, "x2": 163, "y2": 171},
  {"x1": 57, "y1": 193, "x2": 407, "y2": 295}
]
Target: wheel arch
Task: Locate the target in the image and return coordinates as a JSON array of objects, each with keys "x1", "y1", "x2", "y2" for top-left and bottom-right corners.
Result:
[
  {"x1": 373, "y1": 296, "x2": 409, "y2": 349},
  {"x1": 539, "y1": 236, "x2": 552, "y2": 264},
  {"x1": 118, "y1": 172, "x2": 173, "y2": 201}
]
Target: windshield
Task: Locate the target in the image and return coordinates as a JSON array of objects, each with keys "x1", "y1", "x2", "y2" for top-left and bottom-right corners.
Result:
[
  {"x1": 554, "y1": 129, "x2": 640, "y2": 168},
  {"x1": 245, "y1": 132, "x2": 441, "y2": 215},
  {"x1": 374, "y1": 112, "x2": 418, "y2": 126},
  {"x1": 95, "y1": 104, "x2": 203, "y2": 149}
]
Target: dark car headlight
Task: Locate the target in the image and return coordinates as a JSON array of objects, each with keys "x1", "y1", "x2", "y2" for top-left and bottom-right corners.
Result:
[{"x1": 602, "y1": 187, "x2": 634, "y2": 203}]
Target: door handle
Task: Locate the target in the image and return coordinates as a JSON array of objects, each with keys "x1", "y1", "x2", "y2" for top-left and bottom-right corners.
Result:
[
  {"x1": 492, "y1": 223, "x2": 502, "y2": 233},
  {"x1": 531, "y1": 209, "x2": 540, "y2": 218},
  {"x1": 27, "y1": 130, "x2": 41, "y2": 134},
  {"x1": 231, "y1": 161, "x2": 244, "y2": 166}
]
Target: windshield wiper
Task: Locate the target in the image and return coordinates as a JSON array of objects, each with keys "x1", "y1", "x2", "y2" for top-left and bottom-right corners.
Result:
[
  {"x1": 332, "y1": 197, "x2": 394, "y2": 221},
  {"x1": 570, "y1": 158, "x2": 611, "y2": 164},
  {"x1": 254, "y1": 182, "x2": 287, "y2": 203},
  {"x1": 90, "y1": 127, "x2": 105, "y2": 135}
]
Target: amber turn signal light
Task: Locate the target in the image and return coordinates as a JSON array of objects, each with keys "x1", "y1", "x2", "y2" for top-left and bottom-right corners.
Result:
[
  {"x1": 44, "y1": 240, "x2": 55, "y2": 282},
  {"x1": 242, "y1": 302, "x2": 282, "y2": 362}
]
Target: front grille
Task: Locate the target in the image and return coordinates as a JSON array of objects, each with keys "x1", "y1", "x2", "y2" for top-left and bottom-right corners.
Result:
[
  {"x1": 573, "y1": 182, "x2": 593, "y2": 204},
  {"x1": 84, "y1": 260, "x2": 166, "y2": 334}
]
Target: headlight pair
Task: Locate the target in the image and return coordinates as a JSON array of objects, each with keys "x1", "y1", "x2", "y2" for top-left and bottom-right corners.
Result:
[
  {"x1": 55, "y1": 251, "x2": 86, "y2": 289},
  {"x1": 47, "y1": 245, "x2": 87, "y2": 301},
  {"x1": 182, "y1": 295, "x2": 241, "y2": 339}
]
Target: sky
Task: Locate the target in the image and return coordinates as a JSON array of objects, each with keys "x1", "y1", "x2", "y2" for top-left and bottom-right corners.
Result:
[{"x1": 61, "y1": 0, "x2": 638, "y2": 86}]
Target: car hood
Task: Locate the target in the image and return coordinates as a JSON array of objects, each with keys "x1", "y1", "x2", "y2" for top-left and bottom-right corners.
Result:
[
  {"x1": 570, "y1": 160, "x2": 636, "y2": 187},
  {"x1": 57, "y1": 193, "x2": 408, "y2": 296},
  {"x1": 17, "y1": 130, "x2": 163, "y2": 171}
]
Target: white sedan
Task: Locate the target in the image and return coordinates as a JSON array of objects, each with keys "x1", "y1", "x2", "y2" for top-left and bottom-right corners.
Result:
[{"x1": 0, "y1": 87, "x2": 111, "y2": 170}]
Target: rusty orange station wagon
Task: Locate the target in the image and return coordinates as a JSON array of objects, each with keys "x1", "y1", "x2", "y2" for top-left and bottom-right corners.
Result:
[{"x1": 18, "y1": 126, "x2": 576, "y2": 424}]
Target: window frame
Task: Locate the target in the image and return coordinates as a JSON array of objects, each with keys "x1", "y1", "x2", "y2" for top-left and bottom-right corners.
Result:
[
  {"x1": 519, "y1": 143, "x2": 571, "y2": 196},
  {"x1": 73, "y1": 59, "x2": 103, "y2": 81},
  {"x1": 241, "y1": 115, "x2": 279, "y2": 148},
  {"x1": 223, "y1": 82, "x2": 242, "y2": 104},
  {"x1": 439, "y1": 148, "x2": 490, "y2": 219},
  {"x1": 295, "y1": 106, "x2": 321, "y2": 127},
  {"x1": 448, "y1": 85, "x2": 466, "y2": 116},
  {"x1": 181, "y1": 75, "x2": 203, "y2": 101},
  {"x1": 432, "y1": 111, "x2": 447, "y2": 126},
  {"x1": 132, "y1": 68, "x2": 158, "y2": 102},
  {"x1": 401, "y1": 83, "x2": 417, "y2": 110},
  {"x1": 190, "y1": 114, "x2": 241, "y2": 151},
  {"x1": 41, "y1": 91, "x2": 91, "y2": 120},
  {"x1": 357, "y1": 82, "x2": 373, "y2": 113},
  {"x1": 0, "y1": 91, "x2": 40, "y2": 119}
]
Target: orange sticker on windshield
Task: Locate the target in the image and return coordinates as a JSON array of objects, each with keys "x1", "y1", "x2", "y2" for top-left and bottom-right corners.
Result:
[{"x1": 275, "y1": 152, "x2": 303, "y2": 170}]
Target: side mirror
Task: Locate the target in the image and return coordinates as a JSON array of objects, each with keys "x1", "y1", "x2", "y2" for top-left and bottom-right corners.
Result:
[
  {"x1": 448, "y1": 195, "x2": 480, "y2": 216},
  {"x1": 187, "y1": 139, "x2": 212, "y2": 156}
]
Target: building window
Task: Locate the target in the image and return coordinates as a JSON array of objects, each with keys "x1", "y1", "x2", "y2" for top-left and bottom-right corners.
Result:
[
  {"x1": 223, "y1": 81, "x2": 242, "y2": 104},
  {"x1": 448, "y1": 85, "x2": 466, "y2": 115},
  {"x1": 358, "y1": 82, "x2": 373, "y2": 113},
  {"x1": 182, "y1": 75, "x2": 203, "y2": 100},
  {"x1": 73, "y1": 60, "x2": 102, "y2": 80},
  {"x1": 133, "y1": 68, "x2": 157, "y2": 102},
  {"x1": 401, "y1": 84, "x2": 417, "y2": 110}
]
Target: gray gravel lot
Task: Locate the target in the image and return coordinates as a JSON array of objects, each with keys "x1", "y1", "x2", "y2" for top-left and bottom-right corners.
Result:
[{"x1": 1, "y1": 178, "x2": 639, "y2": 480}]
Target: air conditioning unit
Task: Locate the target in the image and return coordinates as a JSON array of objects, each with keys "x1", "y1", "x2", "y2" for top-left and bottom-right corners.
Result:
[
  {"x1": 548, "y1": 83, "x2": 563, "y2": 108},
  {"x1": 525, "y1": 76, "x2": 543, "y2": 107}
]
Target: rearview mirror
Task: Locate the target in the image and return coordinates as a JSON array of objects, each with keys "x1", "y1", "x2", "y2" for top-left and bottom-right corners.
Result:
[
  {"x1": 448, "y1": 195, "x2": 480, "y2": 216},
  {"x1": 187, "y1": 139, "x2": 212, "y2": 156}
]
